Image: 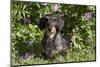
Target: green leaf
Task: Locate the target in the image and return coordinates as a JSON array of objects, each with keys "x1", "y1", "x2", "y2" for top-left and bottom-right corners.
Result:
[
  {"x1": 36, "y1": 3, "x2": 40, "y2": 8},
  {"x1": 23, "y1": 5, "x2": 27, "y2": 10},
  {"x1": 22, "y1": 11, "x2": 25, "y2": 17}
]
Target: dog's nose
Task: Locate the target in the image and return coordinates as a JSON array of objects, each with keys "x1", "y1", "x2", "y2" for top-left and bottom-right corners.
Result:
[{"x1": 48, "y1": 28, "x2": 51, "y2": 31}]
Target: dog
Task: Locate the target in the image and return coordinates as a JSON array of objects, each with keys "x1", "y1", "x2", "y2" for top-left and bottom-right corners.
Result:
[{"x1": 38, "y1": 13, "x2": 71, "y2": 59}]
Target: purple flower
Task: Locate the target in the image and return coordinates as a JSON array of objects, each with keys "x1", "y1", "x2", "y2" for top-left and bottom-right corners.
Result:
[
  {"x1": 23, "y1": 16, "x2": 31, "y2": 25},
  {"x1": 84, "y1": 12, "x2": 92, "y2": 20},
  {"x1": 24, "y1": 52, "x2": 29, "y2": 59},
  {"x1": 21, "y1": 52, "x2": 32, "y2": 59}
]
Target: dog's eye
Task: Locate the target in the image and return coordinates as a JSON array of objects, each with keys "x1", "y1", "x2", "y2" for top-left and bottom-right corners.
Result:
[{"x1": 44, "y1": 18, "x2": 48, "y2": 22}]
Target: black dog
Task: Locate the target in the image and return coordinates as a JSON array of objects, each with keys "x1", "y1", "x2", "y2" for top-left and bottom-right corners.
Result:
[{"x1": 38, "y1": 13, "x2": 71, "y2": 59}]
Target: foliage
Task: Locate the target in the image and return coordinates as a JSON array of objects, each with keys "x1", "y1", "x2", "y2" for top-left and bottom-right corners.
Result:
[{"x1": 11, "y1": 1, "x2": 96, "y2": 66}]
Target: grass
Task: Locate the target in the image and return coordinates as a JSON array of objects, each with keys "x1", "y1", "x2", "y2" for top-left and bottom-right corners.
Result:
[{"x1": 11, "y1": 44, "x2": 96, "y2": 66}]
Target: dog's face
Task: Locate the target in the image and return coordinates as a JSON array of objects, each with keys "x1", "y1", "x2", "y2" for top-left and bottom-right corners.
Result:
[
  {"x1": 45, "y1": 15, "x2": 58, "y2": 38},
  {"x1": 38, "y1": 14, "x2": 64, "y2": 38}
]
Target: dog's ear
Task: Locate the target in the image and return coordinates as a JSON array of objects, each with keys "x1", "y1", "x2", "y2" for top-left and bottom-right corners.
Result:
[
  {"x1": 56, "y1": 14, "x2": 64, "y2": 32},
  {"x1": 38, "y1": 14, "x2": 52, "y2": 30},
  {"x1": 38, "y1": 17, "x2": 48, "y2": 30},
  {"x1": 57, "y1": 18, "x2": 64, "y2": 32}
]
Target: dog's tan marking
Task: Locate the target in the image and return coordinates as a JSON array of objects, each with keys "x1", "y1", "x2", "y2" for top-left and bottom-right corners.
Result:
[
  {"x1": 49, "y1": 26, "x2": 56, "y2": 38},
  {"x1": 44, "y1": 26, "x2": 57, "y2": 39}
]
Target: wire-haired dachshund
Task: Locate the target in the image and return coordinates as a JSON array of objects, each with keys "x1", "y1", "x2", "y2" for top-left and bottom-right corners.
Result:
[{"x1": 38, "y1": 13, "x2": 71, "y2": 59}]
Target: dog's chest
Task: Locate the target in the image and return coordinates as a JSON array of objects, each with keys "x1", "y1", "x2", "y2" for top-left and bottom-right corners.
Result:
[{"x1": 54, "y1": 33, "x2": 63, "y2": 51}]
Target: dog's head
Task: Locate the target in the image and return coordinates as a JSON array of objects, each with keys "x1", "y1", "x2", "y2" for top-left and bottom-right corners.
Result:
[
  {"x1": 38, "y1": 14, "x2": 64, "y2": 32},
  {"x1": 38, "y1": 14, "x2": 64, "y2": 34}
]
